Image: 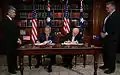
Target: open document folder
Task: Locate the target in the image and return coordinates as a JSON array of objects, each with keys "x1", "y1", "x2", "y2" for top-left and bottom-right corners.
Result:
[
  {"x1": 34, "y1": 40, "x2": 55, "y2": 46},
  {"x1": 61, "y1": 41, "x2": 84, "y2": 45}
]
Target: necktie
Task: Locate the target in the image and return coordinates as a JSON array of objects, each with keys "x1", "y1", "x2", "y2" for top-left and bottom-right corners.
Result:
[{"x1": 46, "y1": 34, "x2": 49, "y2": 41}]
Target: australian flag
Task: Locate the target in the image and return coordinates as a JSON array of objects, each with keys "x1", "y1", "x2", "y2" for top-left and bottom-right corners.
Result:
[
  {"x1": 46, "y1": 0, "x2": 51, "y2": 26},
  {"x1": 79, "y1": 0, "x2": 84, "y2": 39}
]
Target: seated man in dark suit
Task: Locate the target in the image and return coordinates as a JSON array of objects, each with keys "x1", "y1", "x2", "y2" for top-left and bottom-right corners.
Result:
[
  {"x1": 61, "y1": 28, "x2": 83, "y2": 68},
  {"x1": 35, "y1": 26, "x2": 57, "y2": 71},
  {"x1": 37, "y1": 26, "x2": 57, "y2": 44}
]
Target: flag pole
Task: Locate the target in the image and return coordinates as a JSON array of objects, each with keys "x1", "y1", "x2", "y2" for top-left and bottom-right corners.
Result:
[
  {"x1": 80, "y1": 0, "x2": 84, "y2": 39},
  {"x1": 32, "y1": 0, "x2": 35, "y2": 10},
  {"x1": 31, "y1": 0, "x2": 38, "y2": 44},
  {"x1": 47, "y1": 0, "x2": 51, "y2": 26}
]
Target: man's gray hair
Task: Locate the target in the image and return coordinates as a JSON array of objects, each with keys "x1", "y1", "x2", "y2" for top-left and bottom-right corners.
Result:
[
  {"x1": 45, "y1": 25, "x2": 51, "y2": 29},
  {"x1": 8, "y1": 5, "x2": 16, "y2": 12},
  {"x1": 106, "y1": 1, "x2": 116, "y2": 7}
]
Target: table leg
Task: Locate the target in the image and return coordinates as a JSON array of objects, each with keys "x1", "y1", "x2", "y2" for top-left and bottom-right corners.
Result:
[
  {"x1": 19, "y1": 55, "x2": 24, "y2": 75},
  {"x1": 94, "y1": 54, "x2": 99, "y2": 75},
  {"x1": 28, "y1": 55, "x2": 32, "y2": 69},
  {"x1": 47, "y1": 60, "x2": 52, "y2": 72},
  {"x1": 83, "y1": 54, "x2": 86, "y2": 68},
  {"x1": 75, "y1": 55, "x2": 77, "y2": 67}
]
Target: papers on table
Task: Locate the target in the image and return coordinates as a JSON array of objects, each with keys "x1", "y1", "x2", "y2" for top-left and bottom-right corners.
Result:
[
  {"x1": 34, "y1": 40, "x2": 55, "y2": 46},
  {"x1": 61, "y1": 43, "x2": 84, "y2": 45},
  {"x1": 34, "y1": 40, "x2": 83, "y2": 46},
  {"x1": 34, "y1": 43, "x2": 45, "y2": 45},
  {"x1": 62, "y1": 41, "x2": 84, "y2": 45}
]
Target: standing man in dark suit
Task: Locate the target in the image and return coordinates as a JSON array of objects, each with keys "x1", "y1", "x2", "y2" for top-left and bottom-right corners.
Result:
[
  {"x1": 100, "y1": 1, "x2": 120, "y2": 74},
  {"x1": 61, "y1": 28, "x2": 83, "y2": 69},
  {"x1": 0, "y1": 6, "x2": 21, "y2": 75}
]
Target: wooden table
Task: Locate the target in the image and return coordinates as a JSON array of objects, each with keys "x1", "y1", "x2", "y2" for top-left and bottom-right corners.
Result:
[{"x1": 17, "y1": 45, "x2": 102, "y2": 75}]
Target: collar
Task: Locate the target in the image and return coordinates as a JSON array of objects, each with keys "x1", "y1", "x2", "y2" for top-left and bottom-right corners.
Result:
[
  {"x1": 72, "y1": 36, "x2": 75, "y2": 37},
  {"x1": 6, "y1": 15, "x2": 12, "y2": 21},
  {"x1": 110, "y1": 9, "x2": 115, "y2": 15}
]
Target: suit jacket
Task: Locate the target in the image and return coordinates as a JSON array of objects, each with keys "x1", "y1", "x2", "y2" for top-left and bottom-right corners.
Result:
[
  {"x1": 37, "y1": 33, "x2": 57, "y2": 43},
  {"x1": 103, "y1": 11, "x2": 120, "y2": 43},
  {"x1": 61, "y1": 33, "x2": 83, "y2": 43},
  {"x1": 0, "y1": 16, "x2": 20, "y2": 51}
]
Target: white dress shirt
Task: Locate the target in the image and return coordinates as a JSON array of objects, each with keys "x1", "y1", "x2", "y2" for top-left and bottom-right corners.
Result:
[
  {"x1": 71, "y1": 36, "x2": 75, "y2": 42},
  {"x1": 6, "y1": 15, "x2": 12, "y2": 21},
  {"x1": 104, "y1": 10, "x2": 115, "y2": 25}
]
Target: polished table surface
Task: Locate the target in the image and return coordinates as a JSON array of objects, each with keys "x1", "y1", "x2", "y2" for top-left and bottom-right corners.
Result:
[{"x1": 17, "y1": 44, "x2": 102, "y2": 75}]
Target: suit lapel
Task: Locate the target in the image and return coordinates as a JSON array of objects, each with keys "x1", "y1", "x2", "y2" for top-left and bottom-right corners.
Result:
[{"x1": 106, "y1": 11, "x2": 116, "y2": 23}]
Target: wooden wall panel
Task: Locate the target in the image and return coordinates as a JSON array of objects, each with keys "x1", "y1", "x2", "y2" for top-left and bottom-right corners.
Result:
[
  {"x1": 93, "y1": 0, "x2": 105, "y2": 35},
  {"x1": 92, "y1": 0, "x2": 106, "y2": 46}
]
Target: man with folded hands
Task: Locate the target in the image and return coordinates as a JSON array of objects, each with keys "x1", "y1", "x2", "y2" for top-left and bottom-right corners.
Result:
[
  {"x1": 35, "y1": 25, "x2": 57, "y2": 72},
  {"x1": 61, "y1": 28, "x2": 83, "y2": 69}
]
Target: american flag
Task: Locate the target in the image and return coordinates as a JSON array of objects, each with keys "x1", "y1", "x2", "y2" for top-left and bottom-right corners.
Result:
[
  {"x1": 31, "y1": 7, "x2": 37, "y2": 44},
  {"x1": 63, "y1": 0, "x2": 70, "y2": 35},
  {"x1": 23, "y1": 36, "x2": 30, "y2": 40},
  {"x1": 46, "y1": 0, "x2": 51, "y2": 26},
  {"x1": 79, "y1": 0, "x2": 84, "y2": 39}
]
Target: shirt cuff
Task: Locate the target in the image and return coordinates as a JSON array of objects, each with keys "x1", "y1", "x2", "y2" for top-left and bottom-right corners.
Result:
[{"x1": 105, "y1": 32, "x2": 108, "y2": 35}]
